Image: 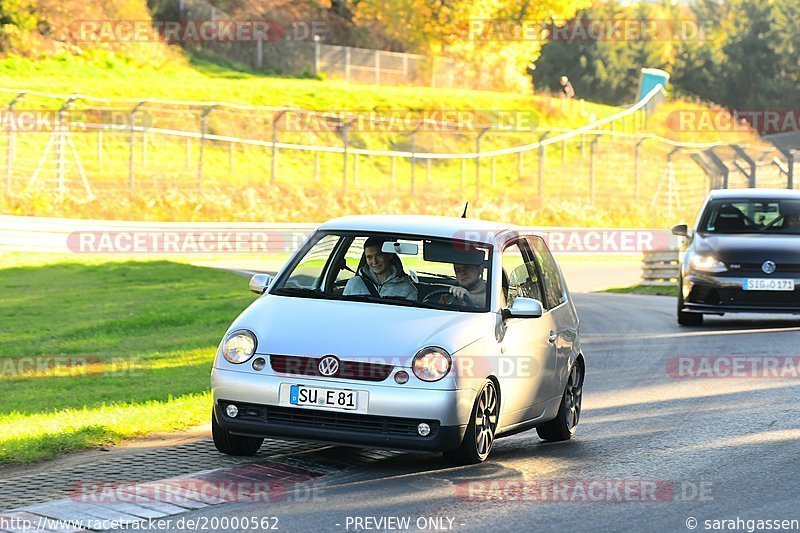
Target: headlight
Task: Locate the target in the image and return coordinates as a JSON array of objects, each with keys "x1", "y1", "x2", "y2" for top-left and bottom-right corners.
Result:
[
  {"x1": 222, "y1": 329, "x2": 257, "y2": 364},
  {"x1": 691, "y1": 254, "x2": 727, "y2": 273},
  {"x1": 412, "y1": 347, "x2": 451, "y2": 382}
]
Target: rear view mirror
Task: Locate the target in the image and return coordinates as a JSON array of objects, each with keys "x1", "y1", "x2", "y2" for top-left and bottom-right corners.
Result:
[{"x1": 383, "y1": 241, "x2": 419, "y2": 255}]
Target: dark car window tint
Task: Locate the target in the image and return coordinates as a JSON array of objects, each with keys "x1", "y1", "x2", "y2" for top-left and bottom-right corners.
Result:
[
  {"x1": 700, "y1": 200, "x2": 800, "y2": 234},
  {"x1": 529, "y1": 236, "x2": 567, "y2": 309}
]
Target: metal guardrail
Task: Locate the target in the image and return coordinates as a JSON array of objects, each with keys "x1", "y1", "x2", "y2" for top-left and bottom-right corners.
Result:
[{"x1": 642, "y1": 249, "x2": 680, "y2": 286}]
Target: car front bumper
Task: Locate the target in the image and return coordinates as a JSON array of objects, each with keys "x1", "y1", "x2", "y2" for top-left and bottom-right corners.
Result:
[
  {"x1": 211, "y1": 367, "x2": 475, "y2": 452},
  {"x1": 682, "y1": 273, "x2": 800, "y2": 314}
]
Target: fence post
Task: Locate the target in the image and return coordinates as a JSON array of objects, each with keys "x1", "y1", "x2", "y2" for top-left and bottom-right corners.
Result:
[
  {"x1": 5, "y1": 92, "x2": 24, "y2": 194},
  {"x1": 390, "y1": 156, "x2": 396, "y2": 186},
  {"x1": 475, "y1": 127, "x2": 490, "y2": 200},
  {"x1": 142, "y1": 131, "x2": 148, "y2": 168},
  {"x1": 272, "y1": 110, "x2": 287, "y2": 183},
  {"x1": 198, "y1": 105, "x2": 217, "y2": 191},
  {"x1": 561, "y1": 138, "x2": 567, "y2": 166},
  {"x1": 184, "y1": 138, "x2": 191, "y2": 171},
  {"x1": 56, "y1": 98, "x2": 76, "y2": 197},
  {"x1": 314, "y1": 150, "x2": 320, "y2": 182},
  {"x1": 426, "y1": 158, "x2": 431, "y2": 185},
  {"x1": 634, "y1": 138, "x2": 646, "y2": 200},
  {"x1": 375, "y1": 50, "x2": 381, "y2": 85},
  {"x1": 313, "y1": 37, "x2": 321, "y2": 76},
  {"x1": 537, "y1": 131, "x2": 550, "y2": 205},
  {"x1": 256, "y1": 37, "x2": 263, "y2": 70},
  {"x1": 517, "y1": 151, "x2": 523, "y2": 182},
  {"x1": 229, "y1": 142, "x2": 235, "y2": 174},
  {"x1": 580, "y1": 134, "x2": 585, "y2": 156},
  {"x1": 97, "y1": 129, "x2": 103, "y2": 167},
  {"x1": 589, "y1": 136, "x2": 600, "y2": 204},
  {"x1": 345, "y1": 47, "x2": 351, "y2": 82},
  {"x1": 354, "y1": 153, "x2": 359, "y2": 185},
  {"x1": 409, "y1": 123, "x2": 421, "y2": 194},
  {"x1": 772, "y1": 144, "x2": 795, "y2": 189},
  {"x1": 340, "y1": 120, "x2": 353, "y2": 194},
  {"x1": 129, "y1": 101, "x2": 145, "y2": 194},
  {"x1": 732, "y1": 144, "x2": 757, "y2": 188}
]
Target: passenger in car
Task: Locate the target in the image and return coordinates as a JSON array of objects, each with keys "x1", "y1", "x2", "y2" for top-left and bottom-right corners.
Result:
[
  {"x1": 441, "y1": 263, "x2": 487, "y2": 307},
  {"x1": 343, "y1": 237, "x2": 417, "y2": 300}
]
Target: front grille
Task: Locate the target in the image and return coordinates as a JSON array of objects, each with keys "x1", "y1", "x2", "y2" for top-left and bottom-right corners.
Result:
[
  {"x1": 730, "y1": 263, "x2": 800, "y2": 275},
  {"x1": 224, "y1": 402, "x2": 437, "y2": 437},
  {"x1": 269, "y1": 354, "x2": 393, "y2": 382},
  {"x1": 689, "y1": 285, "x2": 800, "y2": 307}
]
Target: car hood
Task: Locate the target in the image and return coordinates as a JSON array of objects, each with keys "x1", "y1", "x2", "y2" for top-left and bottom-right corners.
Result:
[
  {"x1": 695, "y1": 233, "x2": 800, "y2": 263},
  {"x1": 228, "y1": 295, "x2": 491, "y2": 365}
]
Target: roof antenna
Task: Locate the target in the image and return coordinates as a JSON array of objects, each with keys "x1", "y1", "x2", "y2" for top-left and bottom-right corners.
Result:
[{"x1": 461, "y1": 202, "x2": 469, "y2": 218}]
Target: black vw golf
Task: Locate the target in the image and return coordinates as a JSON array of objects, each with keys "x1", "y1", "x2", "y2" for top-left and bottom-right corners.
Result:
[{"x1": 672, "y1": 189, "x2": 800, "y2": 326}]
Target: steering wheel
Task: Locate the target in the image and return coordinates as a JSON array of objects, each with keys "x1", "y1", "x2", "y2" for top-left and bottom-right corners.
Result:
[{"x1": 422, "y1": 288, "x2": 475, "y2": 307}]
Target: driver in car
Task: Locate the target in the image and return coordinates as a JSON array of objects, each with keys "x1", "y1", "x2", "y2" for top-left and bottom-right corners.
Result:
[
  {"x1": 779, "y1": 208, "x2": 800, "y2": 232},
  {"x1": 343, "y1": 237, "x2": 417, "y2": 300},
  {"x1": 440, "y1": 263, "x2": 487, "y2": 307}
]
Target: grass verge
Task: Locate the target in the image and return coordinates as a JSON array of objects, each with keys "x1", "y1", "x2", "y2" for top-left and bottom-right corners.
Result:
[
  {"x1": 602, "y1": 284, "x2": 677, "y2": 297},
  {"x1": 0, "y1": 256, "x2": 255, "y2": 465}
]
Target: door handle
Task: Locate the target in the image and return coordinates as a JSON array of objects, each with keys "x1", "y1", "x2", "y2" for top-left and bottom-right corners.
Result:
[{"x1": 548, "y1": 331, "x2": 557, "y2": 344}]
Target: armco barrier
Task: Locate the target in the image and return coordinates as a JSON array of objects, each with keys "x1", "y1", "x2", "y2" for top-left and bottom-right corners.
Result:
[{"x1": 642, "y1": 249, "x2": 680, "y2": 286}]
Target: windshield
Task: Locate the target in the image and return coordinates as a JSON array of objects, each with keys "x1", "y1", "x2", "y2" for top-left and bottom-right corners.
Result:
[
  {"x1": 271, "y1": 231, "x2": 492, "y2": 312},
  {"x1": 699, "y1": 199, "x2": 800, "y2": 235}
]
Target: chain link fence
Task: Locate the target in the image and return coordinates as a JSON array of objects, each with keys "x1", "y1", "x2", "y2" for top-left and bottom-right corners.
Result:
[{"x1": 0, "y1": 87, "x2": 795, "y2": 224}]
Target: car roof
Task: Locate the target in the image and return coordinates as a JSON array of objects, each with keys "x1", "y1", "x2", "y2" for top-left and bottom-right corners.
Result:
[
  {"x1": 708, "y1": 188, "x2": 800, "y2": 200},
  {"x1": 317, "y1": 215, "x2": 517, "y2": 244}
]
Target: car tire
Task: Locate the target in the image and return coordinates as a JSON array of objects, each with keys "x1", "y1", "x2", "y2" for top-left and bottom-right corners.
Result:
[
  {"x1": 212, "y1": 409, "x2": 264, "y2": 456},
  {"x1": 443, "y1": 379, "x2": 499, "y2": 466},
  {"x1": 536, "y1": 360, "x2": 583, "y2": 442},
  {"x1": 677, "y1": 277, "x2": 703, "y2": 326}
]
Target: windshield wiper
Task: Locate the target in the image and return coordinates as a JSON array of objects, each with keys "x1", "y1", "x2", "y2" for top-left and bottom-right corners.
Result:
[{"x1": 271, "y1": 287, "x2": 332, "y2": 299}]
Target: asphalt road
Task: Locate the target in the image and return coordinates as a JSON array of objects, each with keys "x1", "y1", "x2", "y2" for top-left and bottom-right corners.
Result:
[{"x1": 127, "y1": 293, "x2": 800, "y2": 533}]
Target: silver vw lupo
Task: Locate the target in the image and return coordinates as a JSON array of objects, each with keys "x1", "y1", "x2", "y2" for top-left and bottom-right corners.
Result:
[{"x1": 212, "y1": 215, "x2": 584, "y2": 464}]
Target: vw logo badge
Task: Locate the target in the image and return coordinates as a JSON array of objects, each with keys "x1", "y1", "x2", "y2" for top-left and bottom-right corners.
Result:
[
  {"x1": 762, "y1": 261, "x2": 776, "y2": 274},
  {"x1": 318, "y1": 355, "x2": 339, "y2": 376}
]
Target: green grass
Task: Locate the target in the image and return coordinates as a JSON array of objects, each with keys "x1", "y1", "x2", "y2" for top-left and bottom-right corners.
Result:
[
  {"x1": 0, "y1": 256, "x2": 256, "y2": 464},
  {"x1": 0, "y1": 53, "x2": 616, "y2": 122},
  {"x1": 602, "y1": 283, "x2": 677, "y2": 296}
]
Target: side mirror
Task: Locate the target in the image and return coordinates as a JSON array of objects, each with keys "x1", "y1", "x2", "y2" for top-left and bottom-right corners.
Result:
[
  {"x1": 249, "y1": 274, "x2": 272, "y2": 294},
  {"x1": 671, "y1": 224, "x2": 690, "y2": 238},
  {"x1": 501, "y1": 297, "x2": 544, "y2": 320}
]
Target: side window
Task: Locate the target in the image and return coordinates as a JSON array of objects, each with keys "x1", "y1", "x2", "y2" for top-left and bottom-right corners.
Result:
[
  {"x1": 284, "y1": 234, "x2": 340, "y2": 289},
  {"x1": 501, "y1": 242, "x2": 543, "y2": 307},
  {"x1": 529, "y1": 236, "x2": 566, "y2": 310}
]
